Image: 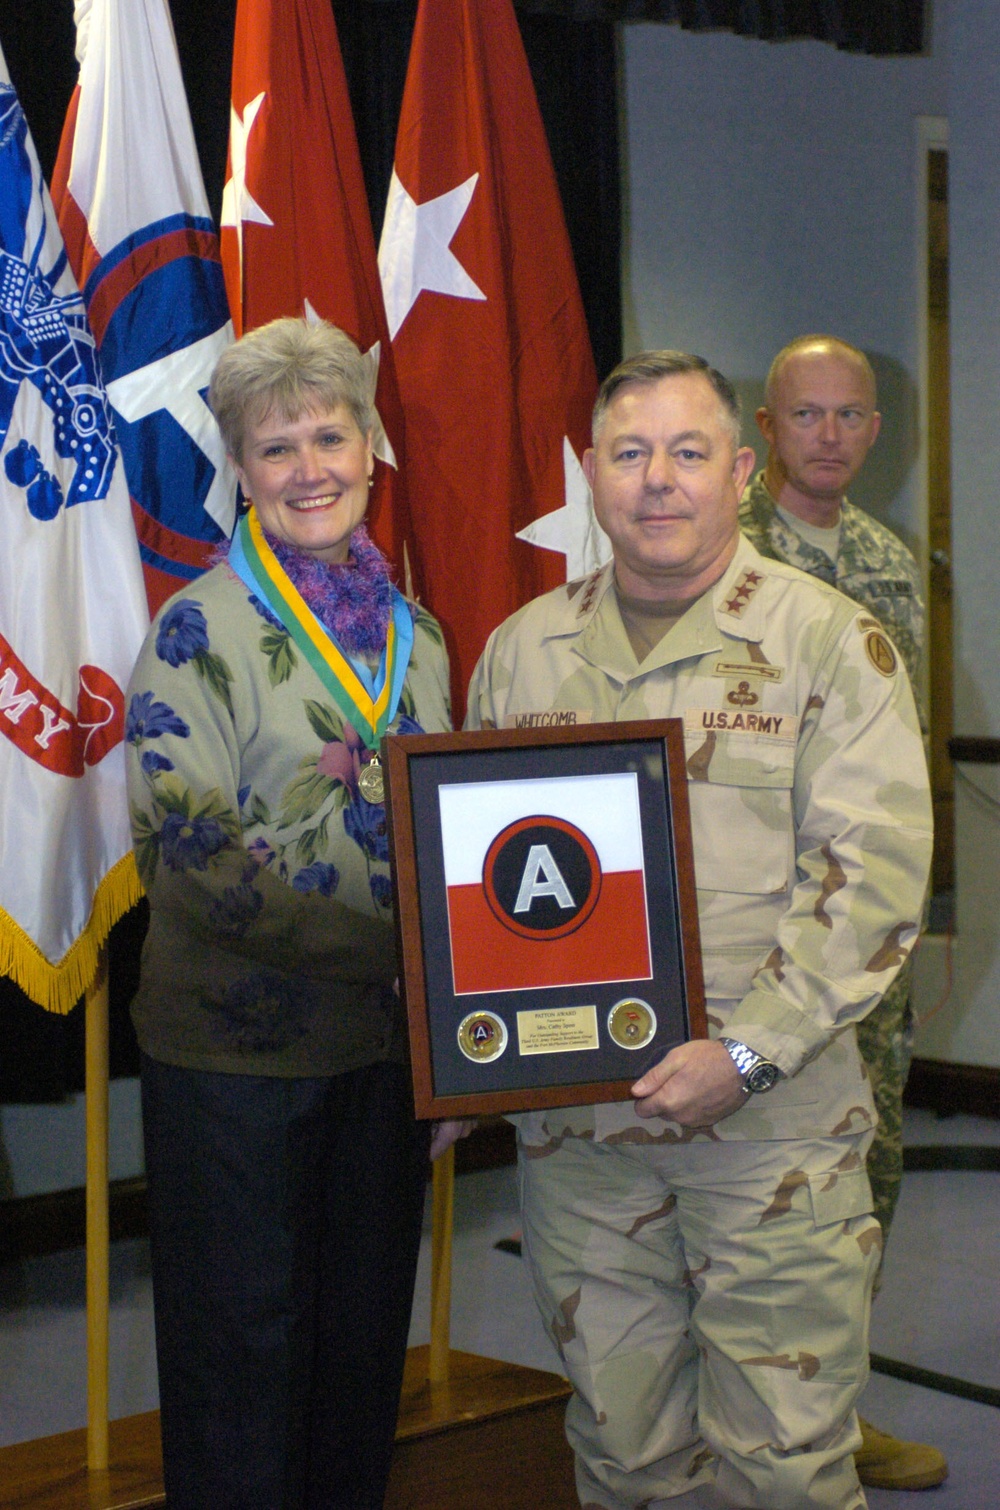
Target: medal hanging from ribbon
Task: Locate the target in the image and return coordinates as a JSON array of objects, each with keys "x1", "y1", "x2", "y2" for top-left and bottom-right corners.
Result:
[{"x1": 228, "y1": 507, "x2": 413, "y2": 803}]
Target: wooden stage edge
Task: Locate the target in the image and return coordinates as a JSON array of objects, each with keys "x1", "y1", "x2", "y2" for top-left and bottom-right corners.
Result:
[{"x1": 0, "y1": 1347, "x2": 578, "y2": 1510}]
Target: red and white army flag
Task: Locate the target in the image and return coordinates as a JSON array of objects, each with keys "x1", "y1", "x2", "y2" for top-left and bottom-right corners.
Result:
[
  {"x1": 0, "y1": 52, "x2": 148, "y2": 1012},
  {"x1": 52, "y1": 0, "x2": 238, "y2": 617},
  {"x1": 439, "y1": 773, "x2": 651, "y2": 996},
  {"x1": 220, "y1": 0, "x2": 415, "y2": 581},
  {"x1": 379, "y1": 0, "x2": 605, "y2": 719}
]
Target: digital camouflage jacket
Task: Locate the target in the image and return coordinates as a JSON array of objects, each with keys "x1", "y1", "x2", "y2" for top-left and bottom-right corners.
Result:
[{"x1": 739, "y1": 470, "x2": 925, "y2": 717}]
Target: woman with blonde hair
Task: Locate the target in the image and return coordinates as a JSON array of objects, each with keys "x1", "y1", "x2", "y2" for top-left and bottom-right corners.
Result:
[{"x1": 126, "y1": 317, "x2": 463, "y2": 1508}]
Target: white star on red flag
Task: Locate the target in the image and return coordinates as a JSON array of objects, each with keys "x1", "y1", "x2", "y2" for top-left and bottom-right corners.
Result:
[
  {"x1": 220, "y1": 92, "x2": 273, "y2": 280},
  {"x1": 516, "y1": 437, "x2": 611, "y2": 579},
  {"x1": 378, "y1": 169, "x2": 486, "y2": 340}
]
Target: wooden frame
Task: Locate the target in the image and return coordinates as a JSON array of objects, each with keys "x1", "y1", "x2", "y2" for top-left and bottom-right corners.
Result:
[{"x1": 383, "y1": 720, "x2": 705, "y2": 1118}]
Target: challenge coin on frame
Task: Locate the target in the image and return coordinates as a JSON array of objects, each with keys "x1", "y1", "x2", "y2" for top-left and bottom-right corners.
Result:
[
  {"x1": 457, "y1": 1010, "x2": 508, "y2": 1064},
  {"x1": 607, "y1": 998, "x2": 656, "y2": 1050}
]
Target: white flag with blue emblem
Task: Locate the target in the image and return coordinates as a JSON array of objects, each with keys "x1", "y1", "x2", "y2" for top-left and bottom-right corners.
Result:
[
  {"x1": 0, "y1": 48, "x2": 148, "y2": 1012},
  {"x1": 52, "y1": 0, "x2": 237, "y2": 616}
]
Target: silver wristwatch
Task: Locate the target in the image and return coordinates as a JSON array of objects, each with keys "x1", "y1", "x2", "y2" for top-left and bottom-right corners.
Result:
[{"x1": 719, "y1": 1037, "x2": 783, "y2": 1095}]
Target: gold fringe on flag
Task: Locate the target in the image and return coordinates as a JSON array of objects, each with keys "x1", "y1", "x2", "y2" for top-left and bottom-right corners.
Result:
[{"x1": 0, "y1": 853, "x2": 144, "y2": 1015}]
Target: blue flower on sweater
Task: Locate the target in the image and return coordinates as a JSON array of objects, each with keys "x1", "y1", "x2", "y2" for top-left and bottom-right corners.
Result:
[
  {"x1": 140, "y1": 750, "x2": 174, "y2": 776},
  {"x1": 248, "y1": 592, "x2": 282, "y2": 631},
  {"x1": 155, "y1": 599, "x2": 209, "y2": 667},
  {"x1": 159, "y1": 811, "x2": 228, "y2": 871},
  {"x1": 369, "y1": 872, "x2": 392, "y2": 909},
  {"x1": 210, "y1": 969, "x2": 313, "y2": 1054},
  {"x1": 343, "y1": 794, "x2": 389, "y2": 862},
  {"x1": 126, "y1": 691, "x2": 190, "y2": 745},
  {"x1": 291, "y1": 861, "x2": 340, "y2": 897},
  {"x1": 396, "y1": 713, "x2": 424, "y2": 737},
  {"x1": 208, "y1": 881, "x2": 264, "y2": 937}
]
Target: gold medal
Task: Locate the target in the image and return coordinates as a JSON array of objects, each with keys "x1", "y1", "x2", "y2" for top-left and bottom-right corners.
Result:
[
  {"x1": 358, "y1": 755, "x2": 385, "y2": 805},
  {"x1": 607, "y1": 998, "x2": 656, "y2": 1050},
  {"x1": 457, "y1": 1011, "x2": 508, "y2": 1063}
]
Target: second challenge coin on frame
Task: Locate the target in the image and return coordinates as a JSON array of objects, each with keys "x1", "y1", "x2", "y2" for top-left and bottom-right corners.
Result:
[{"x1": 607, "y1": 998, "x2": 656, "y2": 1050}]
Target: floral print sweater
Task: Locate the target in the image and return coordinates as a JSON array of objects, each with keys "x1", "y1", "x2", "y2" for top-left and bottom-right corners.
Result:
[{"x1": 125, "y1": 562, "x2": 451, "y2": 1077}]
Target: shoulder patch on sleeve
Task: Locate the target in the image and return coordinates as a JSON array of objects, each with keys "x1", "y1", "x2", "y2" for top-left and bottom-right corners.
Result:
[{"x1": 863, "y1": 629, "x2": 897, "y2": 677}]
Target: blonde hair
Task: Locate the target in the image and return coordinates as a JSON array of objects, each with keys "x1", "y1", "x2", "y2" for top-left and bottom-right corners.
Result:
[{"x1": 209, "y1": 317, "x2": 374, "y2": 463}]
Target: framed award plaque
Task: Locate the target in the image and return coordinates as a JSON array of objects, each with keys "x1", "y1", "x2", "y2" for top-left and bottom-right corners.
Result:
[{"x1": 382, "y1": 720, "x2": 705, "y2": 1118}]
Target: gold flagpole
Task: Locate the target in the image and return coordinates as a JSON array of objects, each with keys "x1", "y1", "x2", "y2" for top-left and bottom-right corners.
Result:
[
  {"x1": 428, "y1": 1144, "x2": 455, "y2": 1384},
  {"x1": 85, "y1": 947, "x2": 110, "y2": 1471}
]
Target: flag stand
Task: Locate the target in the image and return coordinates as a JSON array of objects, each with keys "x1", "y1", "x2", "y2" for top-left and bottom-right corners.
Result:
[{"x1": 85, "y1": 948, "x2": 110, "y2": 1472}]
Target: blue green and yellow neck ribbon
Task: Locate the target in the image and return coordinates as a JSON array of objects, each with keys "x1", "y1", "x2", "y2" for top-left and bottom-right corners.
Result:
[{"x1": 228, "y1": 506, "x2": 413, "y2": 748}]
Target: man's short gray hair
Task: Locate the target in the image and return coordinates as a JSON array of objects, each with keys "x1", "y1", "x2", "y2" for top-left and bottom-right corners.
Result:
[
  {"x1": 592, "y1": 351, "x2": 742, "y2": 448},
  {"x1": 209, "y1": 317, "x2": 374, "y2": 464}
]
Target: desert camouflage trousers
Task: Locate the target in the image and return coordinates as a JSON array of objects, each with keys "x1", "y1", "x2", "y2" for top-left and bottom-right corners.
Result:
[
  {"x1": 518, "y1": 1129, "x2": 880, "y2": 1509},
  {"x1": 855, "y1": 962, "x2": 914, "y2": 1254}
]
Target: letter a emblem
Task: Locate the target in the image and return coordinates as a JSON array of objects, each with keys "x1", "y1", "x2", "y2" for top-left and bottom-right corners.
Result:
[
  {"x1": 482, "y1": 815, "x2": 602, "y2": 940},
  {"x1": 513, "y1": 844, "x2": 576, "y2": 914}
]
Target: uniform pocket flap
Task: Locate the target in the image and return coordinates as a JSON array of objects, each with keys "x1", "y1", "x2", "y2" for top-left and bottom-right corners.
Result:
[{"x1": 808, "y1": 1166, "x2": 873, "y2": 1227}]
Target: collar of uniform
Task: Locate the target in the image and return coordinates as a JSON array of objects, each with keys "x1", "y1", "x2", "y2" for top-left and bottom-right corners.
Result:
[
  {"x1": 709, "y1": 533, "x2": 775, "y2": 644},
  {"x1": 541, "y1": 561, "x2": 617, "y2": 641},
  {"x1": 564, "y1": 561, "x2": 726, "y2": 680}
]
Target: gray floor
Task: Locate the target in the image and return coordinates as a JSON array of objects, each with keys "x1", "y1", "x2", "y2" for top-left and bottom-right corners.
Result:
[{"x1": 1, "y1": 1108, "x2": 997, "y2": 1508}]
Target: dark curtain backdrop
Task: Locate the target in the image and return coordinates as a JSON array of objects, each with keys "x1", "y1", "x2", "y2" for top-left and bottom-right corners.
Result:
[{"x1": 0, "y1": 0, "x2": 922, "y2": 1097}]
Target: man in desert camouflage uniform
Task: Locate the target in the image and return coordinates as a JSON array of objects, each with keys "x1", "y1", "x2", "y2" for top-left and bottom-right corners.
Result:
[
  {"x1": 466, "y1": 352, "x2": 932, "y2": 1510},
  {"x1": 741, "y1": 337, "x2": 944, "y2": 1493}
]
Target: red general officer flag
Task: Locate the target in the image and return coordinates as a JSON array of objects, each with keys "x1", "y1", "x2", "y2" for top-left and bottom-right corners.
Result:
[
  {"x1": 220, "y1": 0, "x2": 414, "y2": 581},
  {"x1": 439, "y1": 773, "x2": 651, "y2": 996},
  {"x1": 379, "y1": 0, "x2": 607, "y2": 717}
]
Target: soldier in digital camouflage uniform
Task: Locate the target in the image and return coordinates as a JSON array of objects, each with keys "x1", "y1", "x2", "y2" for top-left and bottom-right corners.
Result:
[
  {"x1": 466, "y1": 352, "x2": 932, "y2": 1510},
  {"x1": 741, "y1": 337, "x2": 943, "y2": 1494}
]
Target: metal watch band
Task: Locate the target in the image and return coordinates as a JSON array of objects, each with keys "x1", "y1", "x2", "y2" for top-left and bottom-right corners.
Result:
[{"x1": 718, "y1": 1036, "x2": 782, "y2": 1094}]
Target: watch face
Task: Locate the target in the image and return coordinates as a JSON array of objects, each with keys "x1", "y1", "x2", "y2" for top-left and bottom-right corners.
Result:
[{"x1": 745, "y1": 1061, "x2": 781, "y2": 1094}]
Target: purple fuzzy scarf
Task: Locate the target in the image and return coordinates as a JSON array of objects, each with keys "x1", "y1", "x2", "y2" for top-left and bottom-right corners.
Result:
[{"x1": 223, "y1": 520, "x2": 393, "y2": 654}]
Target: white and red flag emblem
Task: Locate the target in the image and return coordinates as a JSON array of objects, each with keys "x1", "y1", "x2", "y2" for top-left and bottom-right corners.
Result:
[
  {"x1": 220, "y1": 0, "x2": 414, "y2": 582},
  {"x1": 52, "y1": 0, "x2": 238, "y2": 617},
  {"x1": 0, "y1": 51, "x2": 148, "y2": 1011},
  {"x1": 439, "y1": 773, "x2": 652, "y2": 996},
  {"x1": 379, "y1": 0, "x2": 607, "y2": 718}
]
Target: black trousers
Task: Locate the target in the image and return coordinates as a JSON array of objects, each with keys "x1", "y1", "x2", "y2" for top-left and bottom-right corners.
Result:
[{"x1": 140, "y1": 1054, "x2": 431, "y2": 1510}]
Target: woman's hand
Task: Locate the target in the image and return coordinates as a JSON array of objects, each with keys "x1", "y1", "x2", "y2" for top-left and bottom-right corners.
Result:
[{"x1": 429, "y1": 1119, "x2": 477, "y2": 1161}]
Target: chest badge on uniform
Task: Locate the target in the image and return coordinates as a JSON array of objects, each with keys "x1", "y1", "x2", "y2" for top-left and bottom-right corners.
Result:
[
  {"x1": 726, "y1": 680, "x2": 758, "y2": 708},
  {"x1": 864, "y1": 631, "x2": 897, "y2": 677}
]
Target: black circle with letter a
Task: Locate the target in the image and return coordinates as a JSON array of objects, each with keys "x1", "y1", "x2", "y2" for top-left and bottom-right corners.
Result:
[{"x1": 482, "y1": 815, "x2": 602, "y2": 941}]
